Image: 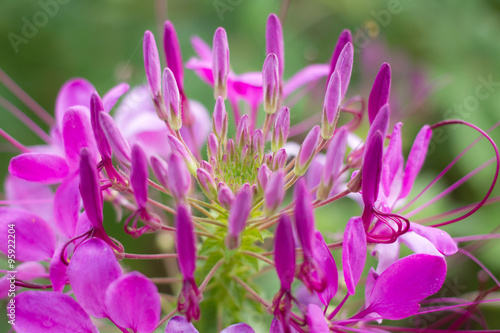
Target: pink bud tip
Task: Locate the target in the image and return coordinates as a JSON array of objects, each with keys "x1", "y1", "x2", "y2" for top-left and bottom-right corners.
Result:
[
  {"x1": 272, "y1": 106, "x2": 290, "y2": 152},
  {"x1": 143, "y1": 31, "x2": 162, "y2": 98},
  {"x1": 368, "y1": 63, "x2": 391, "y2": 124},
  {"x1": 263, "y1": 53, "x2": 280, "y2": 114},
  {"x1": 295, "y1": 126, "x2": 321, "y2": 176},
  {"x1": 163, "y1": 68, "x2": 182, "y2": 130},
  {"x1": 212, "y1": 27, "x2": 230, "y2": 99},
  {"x1": 266, "y1": 14, "x2": 284, "y2": 79}
]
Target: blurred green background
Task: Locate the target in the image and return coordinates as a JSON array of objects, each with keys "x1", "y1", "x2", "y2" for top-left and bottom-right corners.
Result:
[{"x1": 1, "y1": 0, "x2": 500, "y2": 331}]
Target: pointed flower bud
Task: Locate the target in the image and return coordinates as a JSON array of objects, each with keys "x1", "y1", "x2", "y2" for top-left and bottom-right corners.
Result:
[
  {"x1": 176, "y1": 204, "x2": 197, "y2": 279},
  {"x1": 236, "y1": 115, "x2": 250, "y2": 150},
  {"x1": 252, "y1": 129, "x2": 264, "y2": 159},
  {"x1": 212, "y1": 96, "x2": 228, "y2": 142},
  {"x1": 226, "y1": 185, "x2": 252, "y2": 249},
  {"x1": 368, "y1": 63, "x2": 391, "y2": 124},
  {"x1": 143, "y1": 31, "x2": 162, "y2": 99},
  {"x1": 321, "y1": 70, "x2": 342, "y2": 139},
  {"x1": 273, "y1": 148, "x2": 287, "y2": 170},
  {"x1": 197, "y1": 168, "x2": 217, "y2": 199},
  {"x1": 163, "y1": 68, "x2": 182, "y2": 130},
  {"x1": 213, "y1": 27, "x2": 229, "y2": 99},
  {"x1": 167, "y1": 135, "x2": 197, "y2": 174},
  {"x1": 263, "y1": 53, "x2": 280, "y2": 114},
  {"x1": 150, "y1": 155, "x2": 169, "y2": 190},
  {"x1": 294, "y1": 179, "x2": 315, "y2": 258},
  {"x1": 130, "y1": 144, "x2": 149, "y2": 209},
  {"x1": 361, "y1": 130, "x2": 383, "y2": 227},
  {"x1": 265, "y1": 171, "x2": 284, "y2": 214},
  {"x1": 167, "y1": 153, "x2": 191, "y2": 201},
  {"x1": 274, "y1": 214, "x2": 295, "y2": 290},
  {"x1": 294, "y1": 126, "x2": 320, "y2": 176},
  {"x1": 207, "y1": 133, "x2": 219, "y2": 161},
  {"x1": 317, "y1": 127, "x2": 347, "y2": 200},
  {"x1": 266, "y1": 14, "x2": 284, "y2": 79},
  {"x1": 90, "y1": 92, "x2": 111, "y2": 159},
  {"x1": 99, "y1": 112, "x2": 132, "y2": 164},
  {"x1": 163, "y1": 21, "x2": 184, "y2": 91},
  {"x1": 334, "y1": 42, "x2": 353, "y2": 101},
  {"x1": 217, "y1": 184, "x2": 235, "y2": 210},
  {"x1": 272, "y1": 106, "x2": 290, "y2": 152},
  {"x1": 79, "y1": 148, "x2": 103, "y2": 231},
  {"x1": 328, "y1": 29, "x2": 352, "y2": 82},
  {"x1": 200, "y1": 160, "x2": 214, "y2": 176},
  {"x1": 257, "y1": 164, "x2": 271, "y2": 192},
  {"x1": 226, "y1": 139, "x2": 235, "y2": 159}
]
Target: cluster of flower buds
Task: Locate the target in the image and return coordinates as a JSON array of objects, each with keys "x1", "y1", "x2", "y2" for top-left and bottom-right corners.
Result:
[{"x1": 0, "y1": 10, "x2": 499, "y2": 333}]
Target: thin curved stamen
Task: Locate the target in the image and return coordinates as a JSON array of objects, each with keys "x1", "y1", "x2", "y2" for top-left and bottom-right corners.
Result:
[{"x1": 60, "y1": 229, "x2": 94, "y2": 266}]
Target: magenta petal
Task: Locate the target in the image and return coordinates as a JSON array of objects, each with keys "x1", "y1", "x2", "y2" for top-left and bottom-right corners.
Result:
[
  {"x1": 164, "y1": 21, "x2": 185, "y2": 90},
  {"x1": 63, "y1": 106, "x2": 97, "y2": 169},
  {"x1": 314, "y1": 232, "x2": 338, "y2": 305},
  {"x1": 0, "y1": 262, "x2": 46, "y2": 298},
  {"x1": 221, "y1": 323, "x2": 255, "y2": 333},
  {"x1": 368, "y1": 63, "x2": 391, "y2": 124},
  {"x1": 165, "y1": 316, "x2": 199, "y2": 333},
  {"x1": 382, "y1": 122, "x2": 403, "y2": 197},
  {"x1": 55, "y1": 78, "x2": 95, "y2": 129},
  {"x1": 334, "y1": 42, "x2": 354, "y2": 100},
  {"x1": 9, "y1": 153, "x2": 69, "y2": 184},
  {"x1": 294, "y1": 178, "x2": 316, "y2": 257},
  {"x1": 274, "y1": 214, "x2": 296, "y2": 290},
  {"x1": 342, "y1": 217, "x2": 367, "y2": 295},
  {"x1": 103, "y1": 82, "x2": 130, "y2": 112},
  {"x1": 361, "y1": 131, "x2": 383, "y2": 221},
  {"x1": 409, "y1": 223, "x2": 458, "y2": 256},
  {"x1": 176, "y1": 204, "x2": 197, "y2": 279},
  {"x1": 67, "y1": 238, "x2": 122, "y2": 318},
  {"x1": 0, "y1": 208, "x2": 56, "y2": 261},
  {"x1": 266, "y1": 14, "x2": 284, "y2": 78},
  {"x1": 54, "y1": 171, "x2": 80, "y2": 238},
  {"x1": 14, "y1": 291, "x2": 99, "y2": 333},
  {"x1": 328, "y1": 29, "x2": 352, "y2": 79},
  {"x1": 79, "y1": 148, "x2": 103, "y2": 230},
  {"x1": 131, "y1": 144, "x2": 149, "y2": 209},
  {"x1": 366, "y1": 254, "x2": 447, "y2": 320},
  {"x1": 50, "y1": 244, "x2": 68, "y2": 292},
  {"x1": 105, "y1": 272, "x2": 161, "y2": 333},
  {"x1": 283, "y1": 64, "x2": 329, "y2": 98},
  {"x1": 270, "y1": 319, "x2": 299, "y2": 333},
  {"x1": 306, "y1": 304, "x2": 330, "y2": 333},
  {"x1": 400, "y1": 125, "x2": 432, "y2": 199},
  {"x1": 5, "y1": 175, "x2": 54, "y2": 222}
]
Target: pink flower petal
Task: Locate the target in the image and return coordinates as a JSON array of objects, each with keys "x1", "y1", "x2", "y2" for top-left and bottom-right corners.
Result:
[
  {"x1": 5, "y1": 175, "x2": 54, "y2": 222},
  {"x1": 342, "y1": 217, "x2": 366, "y2": 295},
  {"x1": 0, "y1": 208, "x2": 56, "y2": 261},
  {"x1": 366, "y1": 254, "x2": 447, "y2": 320},
  {"x1": 102, "y1": 82, "x2": 130, "y2": 112},
  {"x1": 105, "y1": 272, "x2": 161, "y2": 333},
  {"x1": 314, "y1": 232, "x2": 338, "y2": 305},
  {"x1": 306, "y1": 304, "x2": 330, "y2": 333},
  {"x1": 54, "y1": 171, "x2": 80, "y2": 238},
  {"x1": 14, "y1": 291, "x2": 99, "y2": 333},
  {"x1": 9, "y1": 153, "x2": 69, "y2": 184},
  {"x1": 221, "y1": 323, "x2": 255, "y2": 333},
  {"x1": 49, "y1": 244, "x2": 68, "y2": 292},
  {"x1": 165, "y1": 316, "x2": 199, "y2": 333},
  {"x1": 0, "y1": 262, "x2": 46, "y2": 298},
  {"x1": 55, "y1": 78, "x2": 95, "y2": 129},
  {"x1": 67, "y1": 238, "x2": 122, "y2": 318},
  {"x1": 409, "y1": 223, "x2": 458, "y2": 256}
]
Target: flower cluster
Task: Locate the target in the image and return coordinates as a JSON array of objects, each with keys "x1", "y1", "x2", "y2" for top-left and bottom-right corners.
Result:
[{"x1": 1, "y1": 12, "x2": 499, "y2": 333}]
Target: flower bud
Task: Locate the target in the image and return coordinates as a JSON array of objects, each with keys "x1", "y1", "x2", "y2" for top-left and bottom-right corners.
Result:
[
  {"x1": 264, "y1": 171, "x2": 284, "y2": 215},
  {"x1": 252, "y1": 129, "x2": 264, "y2": 160},
  {"x1": 334, "y1": 42, "x2": 353, "y2": 102},
  {"x1": 274, "y1": 214, "x2": 295, "y2": 290},
  {"x1": 90, "y1": 92, "x2": 111, "y2": 159},
  {"x1": 266, "y1": 14, "x2": 284, "y2": 80},
  {"x1": 226, "y1": 139, "x2": 235, "y2": 159},
  {"x1": 130, "y1": 144, "x2": 149, "y2": 209},
  {"x1": 143, "y1": 31, "x2": 162, "y2": 99},
  {"x1": 163, "y1": 68, "x2": 182, "y2": 130},
  {"x1": 271, "y1": 106, "x2": 290, "y2": 152},
  {"x1": 197, "y1": 168, "x2": 217, "y2": 199},
  {"x1": 328, "y1": 29, "x2": 352, "y2": 83},
  {"x1": 226, "y1": 184, "x2": 252, "y2": 249},
  {"x1": 167, "y1": 153, "x2": 191, "y2": 201},
  {"x1": 212, "y1": 27, "x2": 229, "y2": 99},
  {"x1": 212, "y1": 96, "x2": 228, "y2": 143},
  {"x1": 217, "y1": 184, "x2": 235, "y2": 210},
  {"x1": 175, "y1": 204, "x2": 196, "y2": 279},
  {"x1": 272, "y1": 148, "x2": 287, "y2": 170},
  {"x1": 200, "y1": 160, "x2": 214, "y2": 176},
  {"x1": 294, "y1": 178, "x2": 315, "y2": 258},
  {"x1": 235, "y1": 115, "x2": 250, "y2": 150},
  {"x1": 317, "y1": 127, "x2": 347, "y2": 201},
  {"x1": 167, "y1": 135, "x2": 197, "y2": 174},
  {"x1": 99, "y1": 112, "x2": 132, "y2": 164},
  {"x1": 150, "y1": 155, "x2": 169, "y2": 190},
  {"x1": 263, "y1": 53, "x2": 280, "y2": 114},
  {"x1": 207, "y1": 133, "x2": 219, "y2": 161},
  {"x1": 257, "y1": 164, "x2": 271, "y2": 192},
  {"x1": 163, "y1": 21, "x2": 184, "y2": 93},
  {"x1": 368, "y1": 63, "x2": 391, "y2": 124},
  {"x1": 320, "y1": 71, "x2": 341, "y2": 140},
  {"x1": 294, "y1": 126, "x2": 320, "y2": 176}
]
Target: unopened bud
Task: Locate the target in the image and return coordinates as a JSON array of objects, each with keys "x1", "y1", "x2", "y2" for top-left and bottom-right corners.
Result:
[
  {"x1": 321, "y1": 71, "x2": 341, "y2": 140},
  {"x1": 294, "y1": 126, "x2": 320, "y2": 176},
  {"x1": 163, "y1": 68, "x2": 182, "y2": 130},
  {"x1": 272, "y1": 106, "x2": 290, "y2": 152},
  {"x1": 263, "y1": 53, "x2": 280, "y2": 114},
  {"x1": 213, "y1": 27, "x2": 229, "y2": 99}
]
